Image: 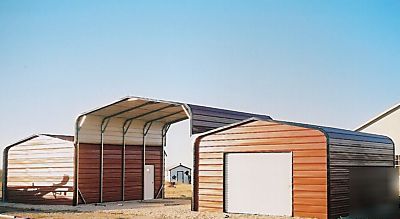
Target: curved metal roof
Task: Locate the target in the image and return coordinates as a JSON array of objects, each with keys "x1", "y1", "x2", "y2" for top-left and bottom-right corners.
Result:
[
  {"x1": 75, "y1": 96, "x2": 271, "y2": 145},
  {"x1": 195, "y1": 117, "x2": 393, "y2": 145}
]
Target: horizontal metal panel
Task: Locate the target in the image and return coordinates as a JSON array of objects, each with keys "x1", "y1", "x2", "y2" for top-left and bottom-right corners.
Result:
[
  {"x1": 5, "y1": 135, "x2": 75, "y2": 205},
  {"x1": 188, "y1": 104, "x2": 270, "y2": 134},
  {"x1": 196, "y1": 120, "x2": 328, "y2": 218},
  {"x1": 328, "y1": 134, "x2": 395, "y2": 218}
]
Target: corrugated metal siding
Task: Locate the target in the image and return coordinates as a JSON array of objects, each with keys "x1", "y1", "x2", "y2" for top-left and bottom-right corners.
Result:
[
  {"x1": 6, "y1": 135, "x2": 74, "y2": 205},
  {"x1": 79, "y1": 144, "x2": 162, "y2": 203},
  {"x1": 103, "y1": 145, "x2": 122, "y2": 202},
  {"x1": 124, "y1": 145, "x2": 143, "y2": 200},
  {"x1": 195, "y1": 120, "x2": 328, "y2": 219},
  {"x1": 187, "y1": 105, "x2": 271, "y2": 134},
  {"x1": 145, "y1": 146, "x2": 163, "y2": 197},
  {"x1": 326, "y1": 132, "x2": 394, "y2": 219},
  {"x1": 124, "y1": 145, "x2": 163, "y2": 200},
  {"x1": 78, "y1": 143, "x2": 100, "y2": 203}
]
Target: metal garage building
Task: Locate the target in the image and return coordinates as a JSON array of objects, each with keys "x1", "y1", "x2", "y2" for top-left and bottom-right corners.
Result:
[
  {"x1": 193, "y1": 118, "x2": 397, "y2": 219},
  {"x1": 3, "y1": 134, "x2": 74, "y2": 204},
  {"x1": 2, "y1": 96, "x2": 269, "y2": 205}
]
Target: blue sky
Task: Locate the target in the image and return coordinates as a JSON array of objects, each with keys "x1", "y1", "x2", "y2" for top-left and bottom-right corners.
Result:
[{"x1": 0, "y1": 0, "x2": 399, "y2": 168}]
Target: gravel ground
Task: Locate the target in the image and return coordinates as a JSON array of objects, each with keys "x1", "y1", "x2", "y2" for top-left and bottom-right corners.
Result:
[{"x1": 0, "y1": 199, "x2": 305, "y2": 219}]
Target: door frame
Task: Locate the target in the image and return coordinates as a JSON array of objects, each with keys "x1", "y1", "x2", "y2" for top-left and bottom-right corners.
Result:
[
  {"x1": 144, "y1": 164, "x2": 155, "y2": 200},
  {"x1": 177, "y1": 171, "x2": 184, "y2": 183},
  {"x1": 223, "y1": 151, "x2": 294, "y2": 216}
]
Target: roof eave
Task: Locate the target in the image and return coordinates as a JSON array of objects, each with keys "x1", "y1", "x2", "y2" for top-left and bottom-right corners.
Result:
[{"x1": 355, "y1": 103, "x2": 400, "y2": 131}]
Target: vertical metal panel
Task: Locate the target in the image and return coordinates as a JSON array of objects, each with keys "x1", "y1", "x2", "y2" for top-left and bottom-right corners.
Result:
[
  {"x1": 78, "y1": 143, "x2": 163, "y2": 203},
  {"x1": 103, "y1": 144, "x2": 123, "y2": 202},
  {"x1": 123, "y1": 145, "x2": 144, "y2": 200},
  {"x1": 78, "y1": 143, "x2": 100, "y2": 203},
  {"x1": 145, "y1": 146, "x2": 163, "y2": 198}
]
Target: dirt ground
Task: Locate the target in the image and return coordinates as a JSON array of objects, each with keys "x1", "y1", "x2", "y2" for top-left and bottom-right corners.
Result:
[
  {"x1": 0, "y1": 199, "x2": 302, "y2": 219},
  {"x1": 164, "y1": 182, "x2": 192, "y2": 199},
  {"x1": 0, "y1": 184, "x2": 304, "y2": 219}
]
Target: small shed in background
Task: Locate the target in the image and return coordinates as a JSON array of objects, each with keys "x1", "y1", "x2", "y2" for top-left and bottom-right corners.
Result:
[
  {"x1": 193, "y1": 118, "x2": 397, "y2": 219},
  {"x1": 169, "y1": 163, "x2": 192, "y2": 184}
]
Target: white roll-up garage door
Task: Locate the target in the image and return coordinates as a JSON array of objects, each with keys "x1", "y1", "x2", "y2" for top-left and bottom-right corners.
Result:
[{"x1": 225, "y1": 153, "x2": 292, "y2": 216}]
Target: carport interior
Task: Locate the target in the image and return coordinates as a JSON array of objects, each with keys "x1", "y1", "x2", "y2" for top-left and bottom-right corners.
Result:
[{"x1": 74, "y1": 97, "x2": 189, "y2": 205}]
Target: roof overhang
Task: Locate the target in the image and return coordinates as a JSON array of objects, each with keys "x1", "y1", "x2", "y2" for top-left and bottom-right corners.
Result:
[
  {"x1": 77, "y1": 96, "x2": 189, "y2": 129},
  {"x1": 75, "y1": 97, "x2": 189, "y2": 146}
]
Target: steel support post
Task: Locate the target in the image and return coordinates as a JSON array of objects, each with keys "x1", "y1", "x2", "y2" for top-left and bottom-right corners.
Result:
[{"x1": 99, "y1": 118, "x2": 110, "y2": 203}]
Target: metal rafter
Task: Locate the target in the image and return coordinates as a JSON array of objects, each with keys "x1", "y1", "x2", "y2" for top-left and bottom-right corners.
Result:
[
  {"x1": 78, "y1": 98, "x2": 227, "y2": 204},
  {"x1": 98, "y1": 102, "x2": 156, "y2": 203},
  {"x1": 103, "y1": 102, "x2": 156, "y2": 122},
  {"x1": 155, "y1": 123, "x2": 171, "y2": 199},
  {"x1": 122, "y1": 104, "x2": 178, "y2": 129},
  {"x1": 143, "y1": 110, "x2": 185, "y2": 126}
]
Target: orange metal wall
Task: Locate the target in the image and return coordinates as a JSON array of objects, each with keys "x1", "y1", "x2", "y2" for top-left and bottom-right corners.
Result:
[{"x1": 194, "y1": 120, "x2": 328, "y2": 219}]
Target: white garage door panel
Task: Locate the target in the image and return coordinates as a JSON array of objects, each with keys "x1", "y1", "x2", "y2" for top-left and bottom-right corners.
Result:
[{"x1": 225, "y1": 153, "x2": 292, "y2": 216}]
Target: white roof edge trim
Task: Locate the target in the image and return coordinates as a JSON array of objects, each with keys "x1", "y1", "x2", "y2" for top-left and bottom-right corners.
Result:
[
  {"x1": 169, "y1": 164, "x2": 192, "y2": 171},
  {"x1": 75, "y1": 96, "x2": 186, "y2": 119},
  {"x1": 4, "y1": 134, "x2": 40, "y2": 151},
  {"x1": 4, "y1": 134, "x2": 73, "y2": 151},
  {"x1": 355, "y1": 102, "x2": 400, "y2": 131}
]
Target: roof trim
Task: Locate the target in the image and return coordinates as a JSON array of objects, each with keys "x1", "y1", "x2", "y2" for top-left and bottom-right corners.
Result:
[
  {"x1": 195, "y1": 117, "x2": 393, "y2": 144},
  {"x1": 4, "y1": 134, "x2": 40, "y2": 151},
  {"x1": 43, "y1": 134, "x2": 74, "y2": 142},
  {"x1": 169, "y1": 163, "x2": 192, "y2": 171},
  {"x1": 75, "y1": 96, "x2": 271, "y2": 139},
  {"x1": 355, "y1": 102, "x2": 400, "y2": 131},
  {"x1": 194, "y1": 117, "x2": 266, "y2": 139},
  {"x1": 4, "y1": 133, "x2": 73, "y2": 151},
  {"x1": 77, "y1": 95, "x2": 269, "y2": 119},
  {"x1": 77, "y1": 96, "x2": 185, "y2": 118}
]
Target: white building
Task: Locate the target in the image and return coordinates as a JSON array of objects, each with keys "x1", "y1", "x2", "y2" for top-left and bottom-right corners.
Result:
[
  {"x1": 168, "y1": 163, "x2": 191, "y2": 184},
  {"x1": 356, "y1": 103, "x2": 400, "y2": 165}
]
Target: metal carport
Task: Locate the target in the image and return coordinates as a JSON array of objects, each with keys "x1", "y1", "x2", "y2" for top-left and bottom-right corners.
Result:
[{"x1": 73, "y1": 96, "x2": 270, "y2": 205}]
